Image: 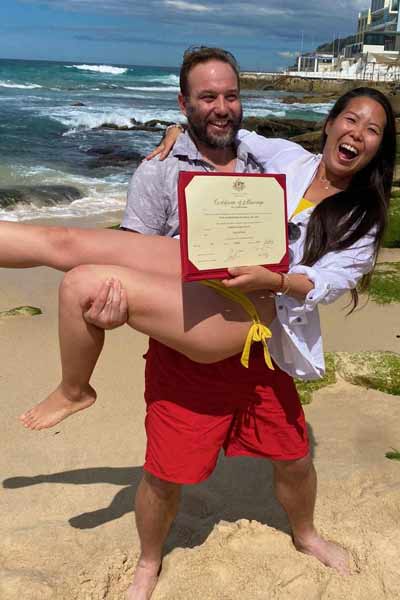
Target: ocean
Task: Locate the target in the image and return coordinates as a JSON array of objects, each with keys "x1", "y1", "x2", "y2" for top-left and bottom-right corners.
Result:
[{"x1": 0, "y1": 58, "x2": 332, "y2": 222}]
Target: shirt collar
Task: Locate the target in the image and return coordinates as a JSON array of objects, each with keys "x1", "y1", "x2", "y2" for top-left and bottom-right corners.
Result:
[{"x1": 172, "y1": 131, "x2": 203, "y2": 161}]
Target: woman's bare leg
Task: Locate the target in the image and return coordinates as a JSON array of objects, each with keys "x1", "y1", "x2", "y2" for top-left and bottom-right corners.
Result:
[
  {"x1": 0, "y1": 222, "x2": 181, "y2": 274},
  {"x1": 20, "y1": 263, "x2": 276, "y2": 430},
  {"x1": 20, "y1": 274, "x2": 106, "y2": 429}
]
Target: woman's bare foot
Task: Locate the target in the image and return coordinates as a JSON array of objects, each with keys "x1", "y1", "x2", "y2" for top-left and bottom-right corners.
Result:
[
  {"x1": 19, "y1": 383, "x2": 96, "y2": 430},
  {"x1": 126, "y1": 562, "x2": 160, "y2": 600},
  {"x1": 294, "y1": 532, "x2": 350, "y2": 575}
]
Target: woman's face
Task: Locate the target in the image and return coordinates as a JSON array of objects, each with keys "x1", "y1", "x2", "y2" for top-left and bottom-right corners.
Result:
[{"x1": 323, "y1": 96, "x2": 387, "y2": 180}]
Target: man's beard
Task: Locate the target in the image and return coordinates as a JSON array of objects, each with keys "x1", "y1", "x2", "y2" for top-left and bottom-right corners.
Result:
[{"x1": 186, "y1": 104, "x2": 243, "y2": 149}]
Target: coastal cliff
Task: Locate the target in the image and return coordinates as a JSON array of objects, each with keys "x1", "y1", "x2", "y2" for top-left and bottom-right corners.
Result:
[{"x1": 239, "y1": 72, "x2": 394, "y2": 95}]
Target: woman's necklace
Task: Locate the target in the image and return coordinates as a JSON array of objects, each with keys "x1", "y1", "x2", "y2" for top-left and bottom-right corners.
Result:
[{"x1": 319, "y1": 174, "x2": 334, "y2": 190}]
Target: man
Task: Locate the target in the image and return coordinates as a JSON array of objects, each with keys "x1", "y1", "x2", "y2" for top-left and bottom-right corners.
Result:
[{"x1": 88, "y1": 47, "x2": 348, "y2": 599}]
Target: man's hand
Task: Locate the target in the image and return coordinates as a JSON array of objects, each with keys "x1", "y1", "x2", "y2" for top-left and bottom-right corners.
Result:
[
  {"x1": 83, "y1": 278, "x2": 129, "y2": 330},
  {"x1": 222, "y1": 266, "x2": 279, "y2": 294}
]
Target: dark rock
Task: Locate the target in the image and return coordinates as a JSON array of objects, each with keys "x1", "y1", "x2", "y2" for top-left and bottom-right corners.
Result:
[
  {"x1": 389, "y1": 95, "x2": 400, "y2": 117},
  {"x1": 280, "y1": 93, "x2": 337, "y2": 104},
  {"x1": 242, "y1": 116, "x2": 321, "y2": 139},
  {"x1": 241, "y1": 115, "x2": 323, "y2": 152},
  {"x1": 86, "y1": 146, "x2": 119, "y2": 156},
  {"x1": 101, "y1": 123, "x2": 133, "y2": 131},
  {"x1": 290, "y1": 131, "x2": 323, "y2": 153},
  {"x1": 85, "y1": 146, "x2": 143, "y2": 168},
  {"x1": 144, "y1": 119, "x2": 172, "y2": 128},
  {"x1": 0, "y1": 186, "x2": 82, "y2": 209},
  {"x1": 72, "y1": 102, "x2": 86, "y2": 107},
  {"x1": 130, "y1": 124, "x2": 164, "y2": 132},
  {"x1": 99, "y1": 119, "x2": 173, "y2": 133},
  {"x1": 240, "y1": 73, "x2": 392, "y2": 95}
]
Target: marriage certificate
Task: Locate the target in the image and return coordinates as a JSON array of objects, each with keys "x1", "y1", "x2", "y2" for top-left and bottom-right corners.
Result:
[{"x1": 178, "y1": 172, "x2": 289, "y2": 282}]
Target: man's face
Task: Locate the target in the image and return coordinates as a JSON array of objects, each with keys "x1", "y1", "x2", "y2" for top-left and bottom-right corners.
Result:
[{"x1": 179, "y1": 60, "x2": 242, "y2": 149}]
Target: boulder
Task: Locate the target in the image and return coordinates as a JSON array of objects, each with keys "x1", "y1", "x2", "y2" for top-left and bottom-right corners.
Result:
[
  {"x1": 242, "y1": 116, "x2": 320, "y2": 139},
  {"x1": 100, "y1": 118, "x2": 170, "y2": 133},
  {"x1": 389, "y1": 94, "x2": 400, "y2": 117},
  {"x1": 0, "y1": 186, "x2": 82, "y2": 209},
  {"x1": 240, "y1": 73, "x2": 392, "y2": 95},
  {"x1": 290, "y1": 130, "x2": 323, "y2": 153},
  {"x1": 280, "y1": 93, "x2": 337, "y2": 104},
  {"x1": 85, "y1": 146, "x2": 143, "y2": 169}
]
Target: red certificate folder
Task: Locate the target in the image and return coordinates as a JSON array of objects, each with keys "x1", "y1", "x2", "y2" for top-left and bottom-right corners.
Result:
[{"x1": 178, "y1": 171, "x2": 289, "y2": 282}]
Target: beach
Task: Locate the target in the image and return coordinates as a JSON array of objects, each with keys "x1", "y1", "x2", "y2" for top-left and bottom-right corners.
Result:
[
  {"x1": 1, "y1": 246, "x2": 400, "y2": 599},
  {"x1": 1, "y1": 57, "x2": 400, "y2": 599}
]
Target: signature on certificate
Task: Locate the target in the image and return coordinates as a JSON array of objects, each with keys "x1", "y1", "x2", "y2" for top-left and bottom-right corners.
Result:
[
  {"x1": 258, "y1": 239, "x2": 273, "y2": 257},
  {"x1": 226, "y1": 247, "x2": 243, "y2": 261}
]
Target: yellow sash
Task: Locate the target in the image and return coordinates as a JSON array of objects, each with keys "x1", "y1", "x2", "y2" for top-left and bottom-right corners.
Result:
[
  {"x1": 201, "y1": 279, "x2": 274, "y2": 370},
  {"x1": 200, "y1": 198, "x2": 314, "y2": 369}
]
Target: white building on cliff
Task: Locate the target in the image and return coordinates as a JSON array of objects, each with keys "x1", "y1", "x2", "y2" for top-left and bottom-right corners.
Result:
[
  {"x1": 290, "y1": 0, "x2": 400, "y2": 80},
  {"x1": 344, "y1": 0, "x2": 400, "y2": 57}
]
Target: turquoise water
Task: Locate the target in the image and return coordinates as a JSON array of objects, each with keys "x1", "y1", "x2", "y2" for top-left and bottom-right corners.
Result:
[{"x1": 0, "y1": 59, "x2": 331, "y2": 221}]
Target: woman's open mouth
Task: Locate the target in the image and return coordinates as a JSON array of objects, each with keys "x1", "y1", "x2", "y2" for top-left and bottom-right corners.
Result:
[{"x1": 337, "y1": 143, "x2": 359, "y2": 162}]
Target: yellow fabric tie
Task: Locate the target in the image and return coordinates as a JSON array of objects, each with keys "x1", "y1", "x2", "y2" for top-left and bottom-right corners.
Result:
[
  {"x1": 198, "y1": 198, "x2": 314, "y2": 370},
  {"x1": 201, "y1": 279, "x2": 274, "y2": 370}
]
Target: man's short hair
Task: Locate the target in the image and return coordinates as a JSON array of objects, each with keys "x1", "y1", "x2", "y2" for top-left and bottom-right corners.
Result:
[{"x1": 180, "y1": 46, "x2": 240, "y2": 98}]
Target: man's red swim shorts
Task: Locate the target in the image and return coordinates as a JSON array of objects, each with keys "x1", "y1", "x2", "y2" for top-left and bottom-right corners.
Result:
[{"x1": 143, "y1": 338, "x2": 309, "y2": 484}]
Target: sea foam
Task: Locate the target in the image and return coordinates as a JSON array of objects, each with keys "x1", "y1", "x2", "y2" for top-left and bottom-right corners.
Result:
[
  {"x1": 138, "y1": 74, "x2": 179, "y2": 85},
  {"x1": 0, "y1": 81, "x2": 42, "y2": 89},
  {"x1": 123, "y1": 86, "x2": 180, "y2": 92},
  {"x1": 44, "y1": 105, "x2": 183, "y2": 133},
  {"x1": 67, "y1": 64, "x2": 128, "y2": 75}
]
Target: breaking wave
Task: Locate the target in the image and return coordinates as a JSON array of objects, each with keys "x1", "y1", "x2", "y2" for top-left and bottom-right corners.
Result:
[
  {"x1": 0, "y1": 81, "x2": 42, "y2": 89},
  {"x1": 66, "y1": 64, "x2": 128, "y2": 75}
]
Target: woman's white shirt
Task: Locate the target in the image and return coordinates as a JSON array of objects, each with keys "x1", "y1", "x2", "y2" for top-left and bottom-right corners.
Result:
[{"x1": 238, "y1": 131, "x2": 375, "y2": 379}]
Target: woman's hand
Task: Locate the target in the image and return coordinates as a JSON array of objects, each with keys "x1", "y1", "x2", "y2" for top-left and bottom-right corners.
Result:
[
  {"x1": 144, "y1": 124, "x2": 183, "y2": 161},
  {"x1": 222, "y1": 266, "x2": 280, "y2": 293},
  {"x1": 223, "y1": 266, "x2": 314, "y2": 299},
  {"x1": 83, "y1": 278, "x2": 129, "y2": 330}
]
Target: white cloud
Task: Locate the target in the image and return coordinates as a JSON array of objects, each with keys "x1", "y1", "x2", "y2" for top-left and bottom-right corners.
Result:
[
  {"x1": 164, "y1": 0, "x2": 212, "y2": 11},
  {"x1": 18, "y1": 0, "x2": 371, "y2": 48},
  {"x1": 277, "y1": 51, "x2": 297, "y2": 58},
  {"x1": 238, "y1": 4, "x2": 288, "y2": 17}
]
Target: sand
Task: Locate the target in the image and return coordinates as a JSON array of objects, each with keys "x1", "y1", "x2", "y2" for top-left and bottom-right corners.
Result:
[{"x1": 1, "y1": 253, "x2": 400, "y2": 599}]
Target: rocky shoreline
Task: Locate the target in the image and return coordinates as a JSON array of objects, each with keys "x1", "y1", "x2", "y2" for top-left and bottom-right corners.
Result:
[
  {"x1": 85, "y1": 76, "x2": 400, "y2": 157},
  {"x1": 239, "y1": 72, "x2": 396, "y2": 95}
]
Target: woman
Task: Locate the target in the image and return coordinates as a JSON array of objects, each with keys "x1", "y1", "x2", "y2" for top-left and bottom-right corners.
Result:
[{"x1": 1, "y1": 87, "x2": 395, "y2": 430}]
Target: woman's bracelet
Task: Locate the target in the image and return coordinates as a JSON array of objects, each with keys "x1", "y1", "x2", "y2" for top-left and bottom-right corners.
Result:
[
  {"x1": 275, "y1": 272, "x2": 290, "y2": 295},
  {"x1": 165, "y1": 123, "x2": 184, "y2": 132}
]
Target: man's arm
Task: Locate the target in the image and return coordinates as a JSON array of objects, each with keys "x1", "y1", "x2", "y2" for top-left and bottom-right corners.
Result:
[
  {"x1": 121, "y1": 158, "x2": 169, "y2": 235},
  {"x1": 84, "y1": 159, "x2": 169, "y2": 328}
]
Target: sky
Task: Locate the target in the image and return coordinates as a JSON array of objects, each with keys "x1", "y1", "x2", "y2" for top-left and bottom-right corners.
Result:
[{"x1": 0, "y1": 0, "x2": 370, "y2": 71}]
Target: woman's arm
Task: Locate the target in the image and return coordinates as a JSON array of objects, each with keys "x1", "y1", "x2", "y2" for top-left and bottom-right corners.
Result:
[
  {"x1": 236, "y1": 132, "x2": 307, "y2": 172},
  {"x1": 282, "y1": 232, "x2": 376, "y2": 320},
  {"x1": 144, "y1": 124, "x2": 184, "y2": 161},
  {"x1": 222, "y1": 265, "x2": 314, "y2": 300}
]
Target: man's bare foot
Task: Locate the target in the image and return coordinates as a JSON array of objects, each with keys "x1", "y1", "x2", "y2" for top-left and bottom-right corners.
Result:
[
  {"x1": 294, "y1": 532, "x2": 350, "y2": 575},
  {"x1": 126, "y1": 562, "x2": 160, "y2": 600},
  {"x1": 19, "y1": 384, "x2": 96, "y2": 430}
]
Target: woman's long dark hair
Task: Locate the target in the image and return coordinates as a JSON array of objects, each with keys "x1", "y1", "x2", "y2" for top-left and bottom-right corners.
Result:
[{"x1": 301, "y1": 87, "x2": 396, "y2": 310}]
